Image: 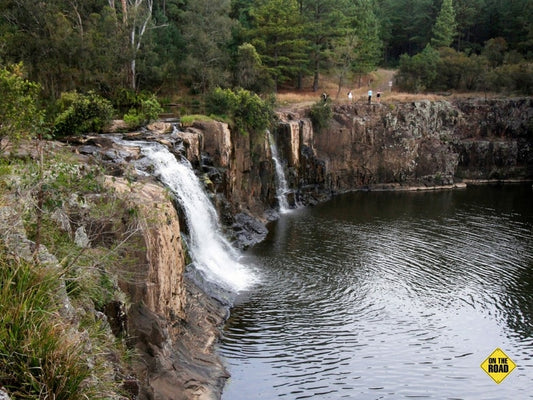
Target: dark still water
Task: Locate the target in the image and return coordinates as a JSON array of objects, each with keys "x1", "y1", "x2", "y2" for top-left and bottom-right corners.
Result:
[{"x1": 220, "y1": 185, "x2": 533, "y2": 400}]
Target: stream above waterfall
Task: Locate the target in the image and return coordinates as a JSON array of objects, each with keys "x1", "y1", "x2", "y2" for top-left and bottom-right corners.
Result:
[{"x1": 220, "y1": 184, "x2": 533, "y2": 400}]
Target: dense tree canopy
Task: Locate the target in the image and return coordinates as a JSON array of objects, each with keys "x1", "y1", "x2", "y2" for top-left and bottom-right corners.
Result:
[{"x1": 0, "y1": 0, "x2": 530, "y2": 99}]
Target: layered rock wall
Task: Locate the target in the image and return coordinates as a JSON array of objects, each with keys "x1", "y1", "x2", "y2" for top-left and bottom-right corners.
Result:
[
  {"x1": 102, "y1": 177, "x2": 228, "y2": 400},
  {"x1": 272, "y1": 98, "x2": 532, "y2": 205}
]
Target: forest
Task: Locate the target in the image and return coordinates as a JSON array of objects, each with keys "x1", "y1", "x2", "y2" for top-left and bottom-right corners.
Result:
[{"x1": 1, "y1": 0, "x2": 532, "y2": 133}]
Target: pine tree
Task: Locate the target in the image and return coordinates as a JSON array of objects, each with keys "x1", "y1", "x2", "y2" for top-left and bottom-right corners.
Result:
[
  {"x1": 431, "y1": 0, "x2": 457, "y2": 48},
  {"x1": 247, "y1": 0, "x2": 309, "y2": 91}
]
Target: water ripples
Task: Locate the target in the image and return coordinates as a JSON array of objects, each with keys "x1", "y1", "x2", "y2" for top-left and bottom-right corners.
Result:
[{"x1": 221, "y1": 187, "x2": 533, "y2": 399}]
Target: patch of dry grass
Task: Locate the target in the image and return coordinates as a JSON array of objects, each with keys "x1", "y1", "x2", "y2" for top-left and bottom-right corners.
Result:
[{"x1": 275, "y1": 69, "x2": 504, "y2": 107}]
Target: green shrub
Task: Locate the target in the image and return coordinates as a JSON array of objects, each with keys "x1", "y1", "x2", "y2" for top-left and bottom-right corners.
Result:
[
  {"x1": 485, "y1": 63, "x2": 533, "y2": 94},
  {"x1": 122, "y1": 95, "x2": 163, "y2": 129},
  {"x1": 205, "y1": 87, "x2": 238, "y2": 119},
  {"x1": 0, "y1": 64, "x2": 42, "y2": 149},
  {"x1": 53, "y1": 91, "x2": 114, "y2": 136},
  {"x1": 396, "y1": 44, "x2": 440, "y2": 92},
  {"x1": 123, "y1": 108, "x2": 145, "y2": 129},
  {"x1": 435, "y1": 48, "x2": 488, "y2": 91},
  {"x1": 309, "y1": 98, "x2": 333, "y2": 132},
  {"x1": 141, "y1": 96, "x2": 164, "y2": 122},
  {"x1": 205, "y1": 87, "x2": 275, "y2": 134}
]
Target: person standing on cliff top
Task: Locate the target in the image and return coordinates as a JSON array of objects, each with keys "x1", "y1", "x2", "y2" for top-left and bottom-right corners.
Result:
[
  {"x1": 348, "y1": 91, "x2": 353, "y2": 103},
  {"x1": 368, "y1": 89, "x2": 372, "y2": 104}
]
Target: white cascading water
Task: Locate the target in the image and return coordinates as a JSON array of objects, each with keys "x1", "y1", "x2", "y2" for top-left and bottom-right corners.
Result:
[
  {"x1": 268, "y1": 132, "x2": 291, "y2": 213},
  {"x1": 132, "y1": 141, "x2": 255, "y2": 292}
]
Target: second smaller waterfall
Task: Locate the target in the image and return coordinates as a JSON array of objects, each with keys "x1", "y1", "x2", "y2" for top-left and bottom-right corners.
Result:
[{"x1": 269, "y1": 133, "x2": 291, "y2": 213}]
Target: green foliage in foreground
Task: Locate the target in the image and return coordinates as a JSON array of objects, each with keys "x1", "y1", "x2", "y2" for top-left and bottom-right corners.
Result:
[
  {"x1": 0, "y1": 150, "x2": 140, "y2": 399},
  {"x1": 0, "y1": 248, "x2": 112, "y2": 399},
  {"x1": 53, "y1": 91, "x2": 114, "y2": 136},
  {"x1": 205, "y1": 87, "x2": 276, "y2": 134}
]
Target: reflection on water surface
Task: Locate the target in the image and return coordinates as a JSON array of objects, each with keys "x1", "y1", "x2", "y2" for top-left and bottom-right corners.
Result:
[{"x1": 221, "y1": 185, "x2": 533, "y2": 400}]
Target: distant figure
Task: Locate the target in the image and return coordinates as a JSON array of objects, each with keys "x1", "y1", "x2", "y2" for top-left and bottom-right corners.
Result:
[
  {"x1": 348, "y1": 91, "x2": 353, "y2": 102},
  {"x1": 321, "y1": 92, "x2": 328, "y2": 102},
  {"x1": 368, "y1": 90, "x2": 373, "y2": 105},
  {"x1": 377, "y1": 91, "x2": 381, "y2": 103}
]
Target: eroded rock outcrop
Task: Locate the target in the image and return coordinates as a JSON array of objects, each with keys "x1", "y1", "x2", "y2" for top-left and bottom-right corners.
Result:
[
  {"x1": 107, "y1": 178, "x2": 186, "y2": 321},
  {"x1": 273, "y1": 98, "x2": 532, "y2": 203},
  {"x1": 106, "y1": 177, "x2": 228, "y2": 400}
]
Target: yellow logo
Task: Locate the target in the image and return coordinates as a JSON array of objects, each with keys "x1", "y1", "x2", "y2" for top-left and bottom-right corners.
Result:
[{"x1": 480, "y1": 348, "x2": 516, "y2": 384}]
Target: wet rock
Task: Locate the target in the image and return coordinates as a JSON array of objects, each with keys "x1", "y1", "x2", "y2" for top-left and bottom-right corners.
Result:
[
  {"x1": 147, "y1": 121, "x2": 173, "y2": 135},
  {"x1": 232, "y1": 212, "x2": 268, "y2": 249}
]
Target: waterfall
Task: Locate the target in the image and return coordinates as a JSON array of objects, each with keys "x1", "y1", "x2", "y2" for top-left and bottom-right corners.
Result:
[
  {"x1": 121, "y1": 139, "x2": 255, "y2": 292},
  {"x1": 268, "y1": 132, "x2": 291, "y2": 213}
]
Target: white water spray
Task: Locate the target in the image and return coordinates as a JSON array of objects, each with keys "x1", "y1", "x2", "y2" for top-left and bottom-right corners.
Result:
[
  {"x1": 133, "y1": 141, "x2": 255, "y2": 292},
  {"x1": 268, "y1": 133, "x2": 291, "y2": 213}
]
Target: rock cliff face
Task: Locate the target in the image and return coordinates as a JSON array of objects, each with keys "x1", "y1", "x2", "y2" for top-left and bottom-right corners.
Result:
[
  {"x1": 270, "y1": 98, "x2": 532, "y2": 206},
  {"x1": 109, "y1": 178, "x2": 186, "y2": 322},
  {"x1": 79, "y1": 146, "x2": 231, "y2": 400},
  {"x1": 178, "y1": 121, "x2": 274, "y2": 245},
  {"x1": 134, "y1": 98, "x2": 531, "y2": 243}
]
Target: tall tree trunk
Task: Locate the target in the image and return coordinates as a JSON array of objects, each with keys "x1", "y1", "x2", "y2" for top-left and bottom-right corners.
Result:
[
  {"x1": 336, "y1": 75, "x2": 343, "y2": 99},
  {"x1": 121, "y1": 0, "x2": 127, "y2": 23},
  {"x1": 313, "y1": 60, "x2": 319, "y2": 92},
  {"x1": 130, "y1": 59, "x2": 136, "y2": 90}
]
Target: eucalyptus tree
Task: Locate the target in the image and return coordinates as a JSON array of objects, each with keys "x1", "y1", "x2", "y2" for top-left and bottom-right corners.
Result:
[
  {"x1": 180, "y1": 0, "x2": 234, "y2": 93},
  {"x1": 135, "y1": 0, "x2": 185, "y2": 90},
  {"x1": 0, "y1": 0, "x2": 128, "y2": 97},
  {"x1": 105, "y1": 0, "x2": 155, "y2": 90}
]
